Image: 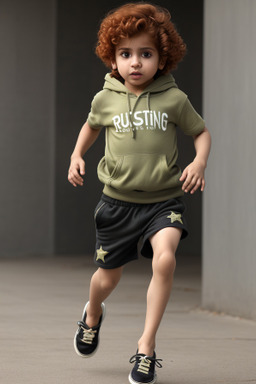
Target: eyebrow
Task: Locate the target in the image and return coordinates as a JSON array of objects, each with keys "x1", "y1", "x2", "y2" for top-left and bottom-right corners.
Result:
[{"x1": 117, "y1": 47, "x2": 155, "y2": 51}]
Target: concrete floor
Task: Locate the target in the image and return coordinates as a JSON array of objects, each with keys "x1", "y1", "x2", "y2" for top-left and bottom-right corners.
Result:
[{"x1": 1, "y1": 254, "x2": 256, "y2": 384}]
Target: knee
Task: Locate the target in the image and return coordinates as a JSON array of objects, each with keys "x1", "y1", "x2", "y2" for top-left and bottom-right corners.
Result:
[
  {"x1": 152, "y1": 250, "x2": 176, "y2": 279},
  {"x1": 98, "y1": 268, "x2": 122, "y2": 291}
]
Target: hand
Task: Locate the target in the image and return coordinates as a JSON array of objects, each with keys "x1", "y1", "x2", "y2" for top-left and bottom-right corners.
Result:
[
  {"x1": 179, "y1": 159, "x2": 206, "y2": 194},
  {"x1": 68, "y1": 156, "x2": 85, "y2": 187}
]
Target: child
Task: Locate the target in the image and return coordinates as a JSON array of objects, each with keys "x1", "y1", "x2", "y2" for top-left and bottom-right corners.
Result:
[{"x1": 68, "y1": 3, "x2": 211, "y2": 384}]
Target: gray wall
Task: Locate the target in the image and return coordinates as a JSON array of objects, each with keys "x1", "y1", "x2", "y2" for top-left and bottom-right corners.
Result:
[
  {"x1": 202, "y1": 0, "x2": 256, "y2": 319},
  {"x1": 0, "y1": 0, "x2": 203, "y2": 257},
  {"x1": 0, "y1": 0, "x2": 56, "y2": 256}
]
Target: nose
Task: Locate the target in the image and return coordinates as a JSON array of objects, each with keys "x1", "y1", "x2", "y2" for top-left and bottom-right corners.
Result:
[{"x1": 131, "y1": 54, "x2": 141, "y2": 68}]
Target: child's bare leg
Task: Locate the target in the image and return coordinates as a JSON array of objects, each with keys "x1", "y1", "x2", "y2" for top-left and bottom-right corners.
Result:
[
  {"x1": 138, "y1": 227, "x2": 182, "y2": 356},
  {"x1": 86, "y1": 266, "x2": 123, "y2": 327}
]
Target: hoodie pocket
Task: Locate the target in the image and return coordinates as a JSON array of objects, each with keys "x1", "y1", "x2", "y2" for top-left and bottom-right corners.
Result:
[
  {"x1": 105, "y1": 153, "x2": 181, "y2": 192},
  {"x1": 97, "y1": 156, "x2": 123, "y2": 184}
]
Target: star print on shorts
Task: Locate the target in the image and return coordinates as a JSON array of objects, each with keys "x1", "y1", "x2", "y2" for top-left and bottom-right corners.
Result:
[
  {"x1": 96, "y1": 246, "x2": 108, "y2": 263},
  {"x1": 167, "y1": 211, "x2": 183, "y2": 224}
]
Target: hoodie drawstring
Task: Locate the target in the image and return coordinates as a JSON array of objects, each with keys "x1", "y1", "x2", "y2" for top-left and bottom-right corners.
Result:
[
  {"x1": 146, "y1": 92, "x2": 151, "y2": 111},
  {"x1": 127, "y1": 92, "x2": 151, "y2": 139},
  {"x1": 126, "y1": 93, "x2": 135, "y2": 139}
]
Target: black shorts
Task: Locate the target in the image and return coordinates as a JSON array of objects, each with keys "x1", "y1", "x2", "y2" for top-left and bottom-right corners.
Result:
[{"x1": 94, "y1": 194, "x2": 188, "y2": 269}]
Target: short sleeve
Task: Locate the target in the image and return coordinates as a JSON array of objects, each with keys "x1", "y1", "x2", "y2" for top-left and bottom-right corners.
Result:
[
  {"x1": 176, "y1": 97, "x2": 205, "y2": 136},
  {"x1": 87, "y1": 91, "x2": 105, "y2": 129}
]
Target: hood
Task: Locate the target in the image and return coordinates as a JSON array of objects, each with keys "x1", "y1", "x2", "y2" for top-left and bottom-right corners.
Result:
[{"x1": 103, "y1": 73, "x2": 178, "y2": 138}]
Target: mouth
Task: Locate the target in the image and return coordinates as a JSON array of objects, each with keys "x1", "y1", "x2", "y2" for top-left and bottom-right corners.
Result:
[{"x1": 130, "y1": 72, "x2": 142, "y2": 78}]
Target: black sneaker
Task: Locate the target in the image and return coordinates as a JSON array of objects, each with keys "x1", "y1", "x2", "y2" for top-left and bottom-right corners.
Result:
[
  {"x1": 74, "y1": 301, "x2": 106, "y2": 358},
  {"x1": 129, "y1": 351, "x2": 162, "y2": 384}
]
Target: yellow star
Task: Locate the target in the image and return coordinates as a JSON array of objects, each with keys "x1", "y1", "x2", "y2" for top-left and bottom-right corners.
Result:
[
  {"x1": 96, "y1": 246, "x2": 108, "y2": 263},
  {"x1": 167, "y1": 211, "x2": 183, "y2": 224}
]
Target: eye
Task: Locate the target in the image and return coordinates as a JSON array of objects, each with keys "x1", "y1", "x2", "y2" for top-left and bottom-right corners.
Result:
[
  {"x1": 142, "y1": 51, "x2": 152, "y2": 58},
  {"x1": 121, "y1": 51, "x2": 131, "y2": 58}
]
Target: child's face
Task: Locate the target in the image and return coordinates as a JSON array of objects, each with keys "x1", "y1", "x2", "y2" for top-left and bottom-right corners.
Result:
[{"x1": 113, "y1": 33, "x2": 164, "y2": 95}]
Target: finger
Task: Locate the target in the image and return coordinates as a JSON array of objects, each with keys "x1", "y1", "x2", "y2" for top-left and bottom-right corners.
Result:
[
  {"x1": 201, "y1": 178, "x2": 205, "y2": 192},
  {"x1": 68, "y1": 174, "x2": 77, "y2": 187},
  {"x1": 70, "y1": 168, "x2": 84, "y2": 184},
  {"x1": 190, "y1": 178, "x2": 202, "y2": 194},
  {"x1": 68, "y1": 170, "x2": 83, "y2": 186},
  {"x1": 182, "y1": 173, "x2": 194, "y2": 192},
  {"x1": 79, "y1": 161, "x2": 85, "y2": 175},
  {"x1": 185, "y1": 175, "x2": 200, "y2": 193},
  {"x1": 179, "y1": 168, "x2": 188, "y2": 182}
]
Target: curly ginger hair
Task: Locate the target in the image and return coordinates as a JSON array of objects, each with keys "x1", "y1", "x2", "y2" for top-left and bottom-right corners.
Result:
[{"x1": 95, "y1": 2, "x2": 187, "y2": 79}]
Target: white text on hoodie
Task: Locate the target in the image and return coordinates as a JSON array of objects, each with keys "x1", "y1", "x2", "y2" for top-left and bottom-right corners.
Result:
[{"x1": 112, "y1": 110, "x2": 168, "y2": 132}]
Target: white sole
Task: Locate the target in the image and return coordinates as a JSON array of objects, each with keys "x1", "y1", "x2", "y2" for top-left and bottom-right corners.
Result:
[
  {"x1": 74, "y1": 301, "x2": 106, "y2": 358},
  {"x1": 128, "y1": 372, "x2": 157, "y2": 384}
]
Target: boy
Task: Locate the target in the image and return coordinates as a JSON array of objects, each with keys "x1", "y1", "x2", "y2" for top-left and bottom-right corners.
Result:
[{"x1": 68, "y1": 3, "x2": 211, "y2": 384}]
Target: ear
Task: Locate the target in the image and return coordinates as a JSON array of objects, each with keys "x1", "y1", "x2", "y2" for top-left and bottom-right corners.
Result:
[
  {"x1": 111, "y1": 62, "x2": 117, "y2": 70},
  {"x1": 158, "y1": 58, "x2": 166, "y2": 71}
]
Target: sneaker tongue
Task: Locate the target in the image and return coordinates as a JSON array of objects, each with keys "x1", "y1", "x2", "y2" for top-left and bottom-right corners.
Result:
[
  {"x1": 79, "y1": 314, "x2": 102, "y2": 330},
  {"x1": 138, "y1": 352, "x2": 155, "y2": 359},
  {"x1": 77, "y1": 320, "x2": 90, "y2": 329}
]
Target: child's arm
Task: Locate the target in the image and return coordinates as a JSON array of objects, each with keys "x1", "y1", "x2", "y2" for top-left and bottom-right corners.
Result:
[
  {"x1": 179, "y1": 127, "x2": 211, "y2": 194},
  {"x1": 68, "y1": 121, "x2": 101, "y2": 187}
]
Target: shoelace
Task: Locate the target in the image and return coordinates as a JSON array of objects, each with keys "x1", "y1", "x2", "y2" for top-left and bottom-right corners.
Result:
[
  {"x1": 77, "y1": 321, "x2": 97, "y2": 344},
  {"x1": 129, "y1": 353, "x2": 163, "y2": 375}
]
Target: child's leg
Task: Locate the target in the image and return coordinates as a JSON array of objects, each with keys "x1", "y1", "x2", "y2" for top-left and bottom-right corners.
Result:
[
  {"x1": 138, "y1": 227, "x2": 181, "y2": 356},
  {"x1": 86, "y1": 266, "x2": 123, "y2": 327}
]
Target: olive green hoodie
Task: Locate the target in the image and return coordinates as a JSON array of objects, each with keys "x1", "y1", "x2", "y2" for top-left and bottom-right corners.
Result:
[{"x1": 87, "y1": 73, "x2": 205, "y2": 203}]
